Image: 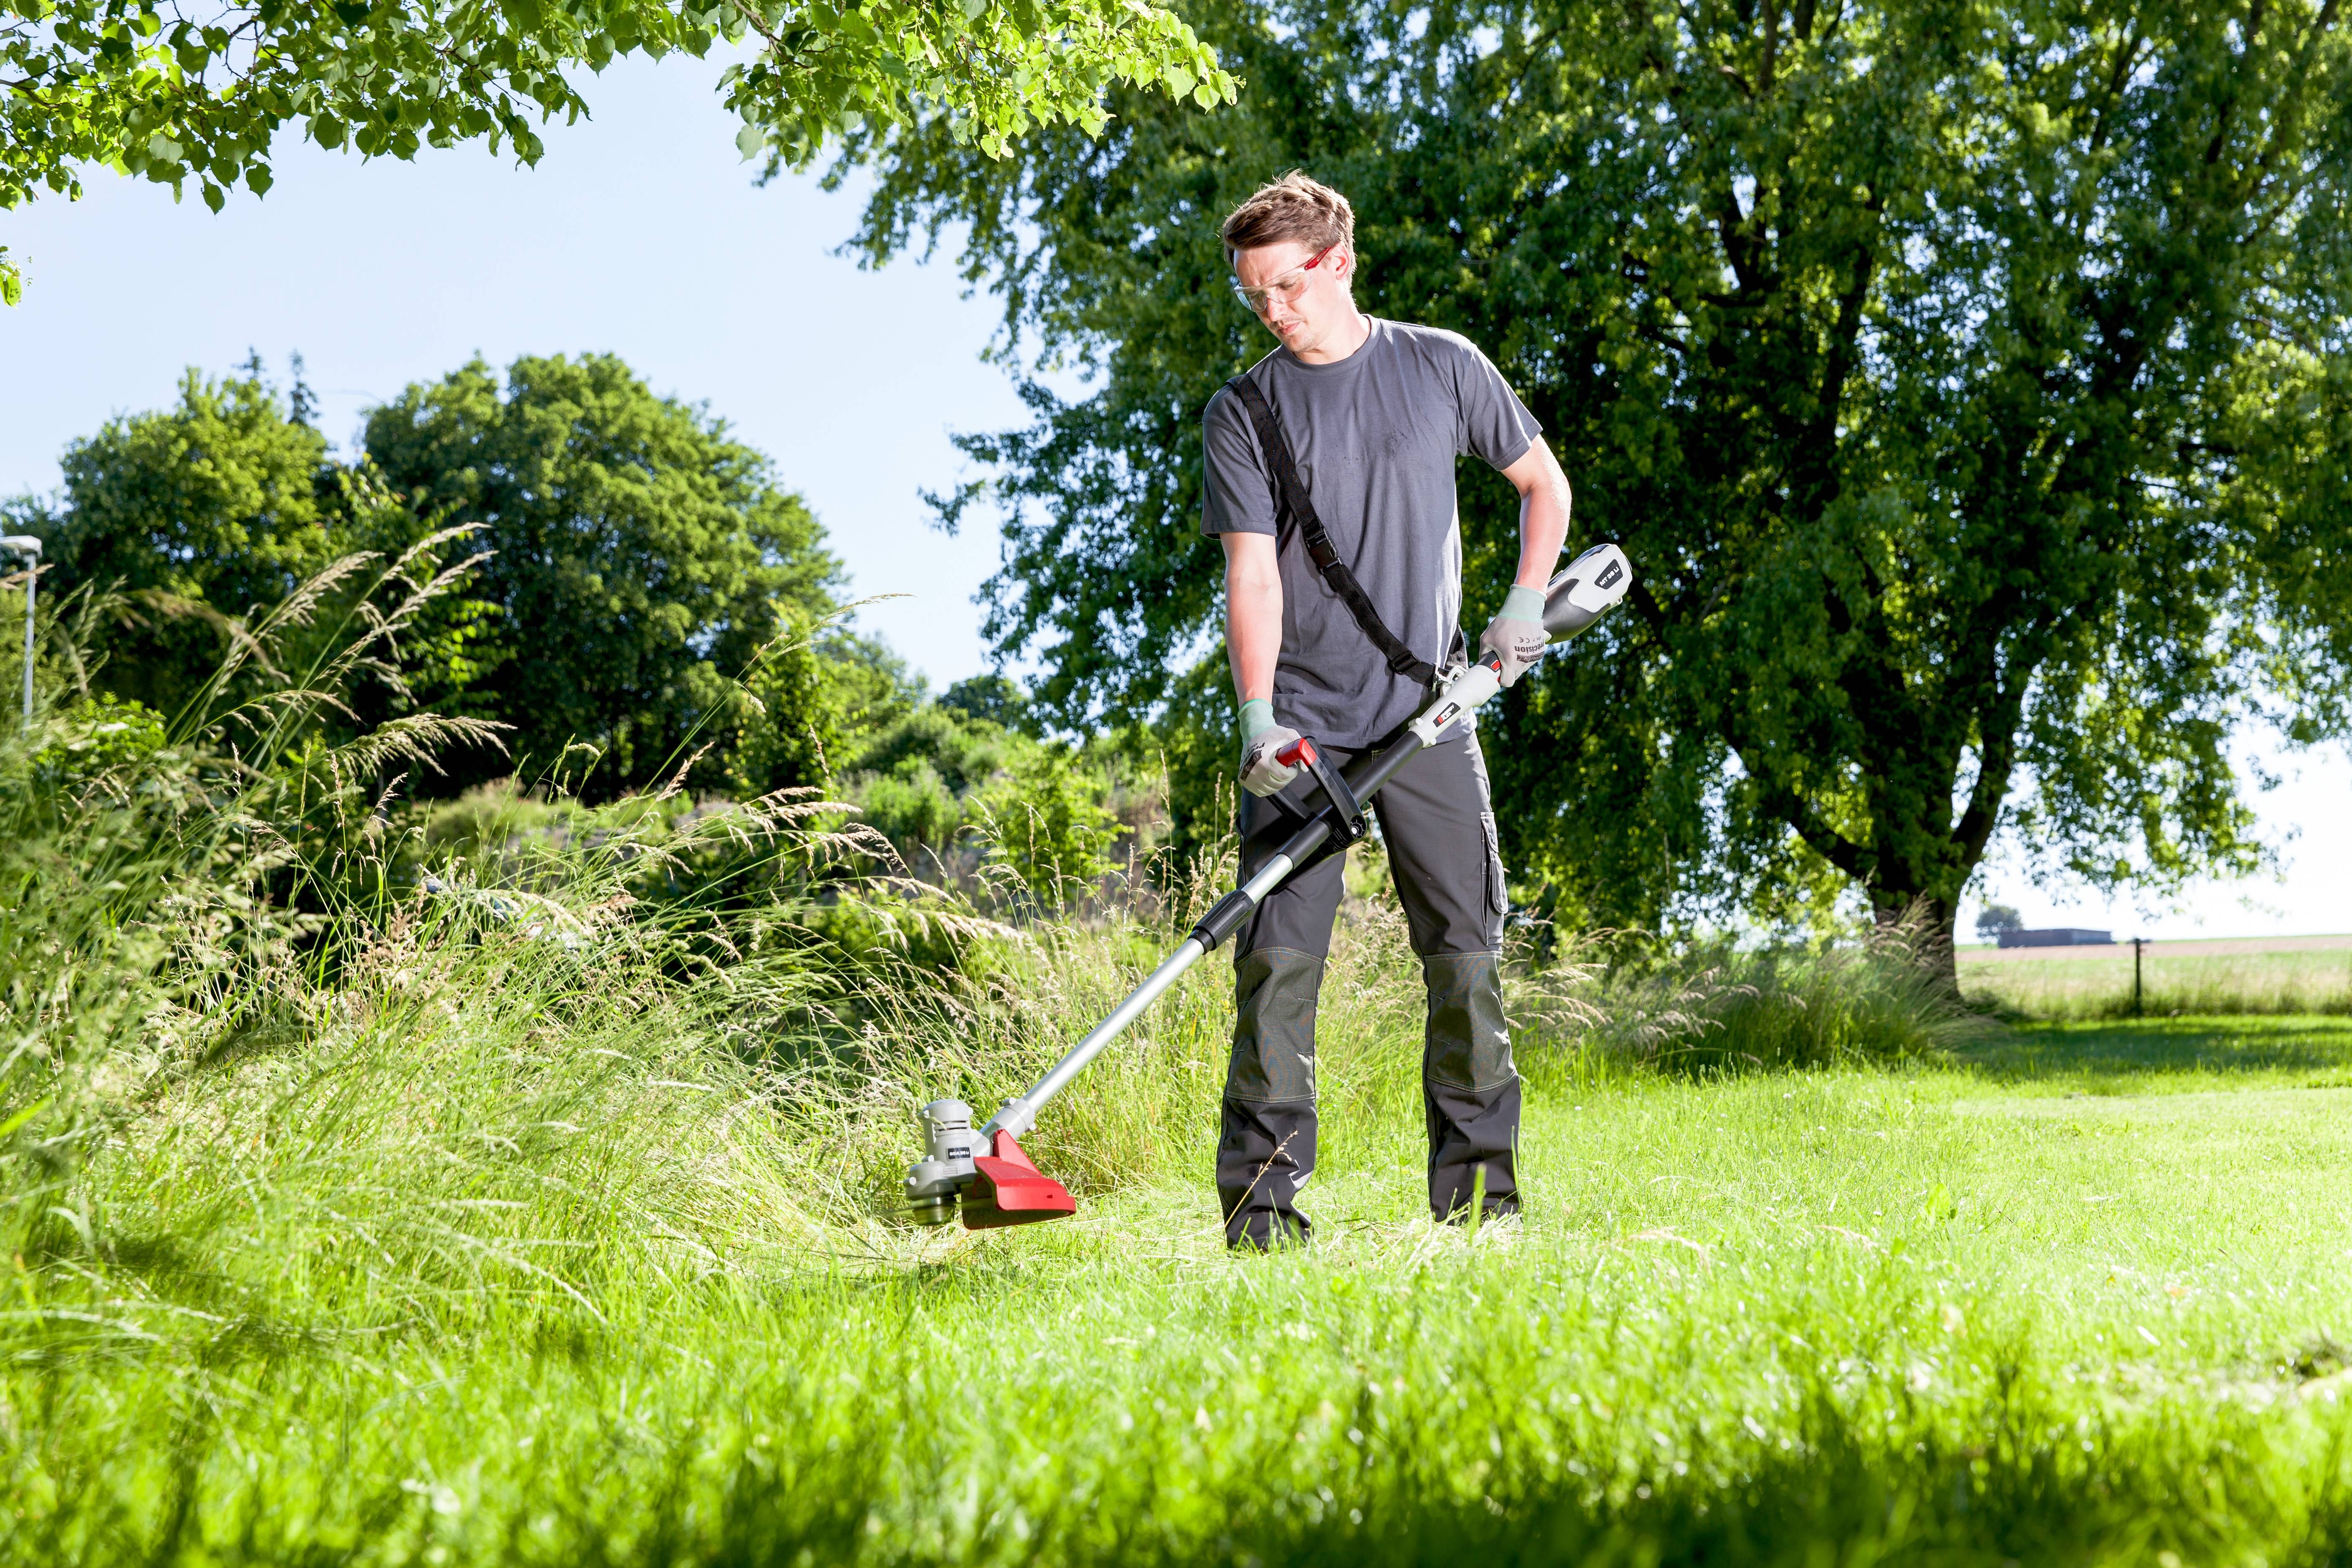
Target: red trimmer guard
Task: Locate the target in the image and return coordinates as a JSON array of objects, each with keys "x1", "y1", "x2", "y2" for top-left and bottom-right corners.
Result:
[{"x1": 961, "y1": 1130, "x2": 1077, "y2": 1229}]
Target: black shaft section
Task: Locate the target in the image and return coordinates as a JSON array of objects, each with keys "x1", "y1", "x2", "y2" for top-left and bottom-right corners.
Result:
[
  {"x1": 1191, "y1": 889, "x2": 1263, "y2": 951},
  {"x1": 1187, "y1": 731, "x2": 1430, "y2": 952},
  {"x1": 1344, "y1": 728, "x2": 1429, "y2": 802}
]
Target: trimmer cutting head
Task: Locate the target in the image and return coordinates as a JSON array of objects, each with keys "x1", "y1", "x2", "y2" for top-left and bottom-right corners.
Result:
[{"x1": 904, "y1": 1098, "x2": 1077, "y2": 1229}]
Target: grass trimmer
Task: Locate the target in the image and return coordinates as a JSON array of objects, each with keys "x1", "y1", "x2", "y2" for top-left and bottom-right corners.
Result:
[{"x1": 904, "y1": 542, "x2": 1635, "y2": 1228}]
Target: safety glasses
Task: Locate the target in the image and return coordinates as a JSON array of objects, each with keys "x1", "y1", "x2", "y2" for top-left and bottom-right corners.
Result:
[{"x1": 1231, "y1": 243, "x2": 1338, "y2": 315}]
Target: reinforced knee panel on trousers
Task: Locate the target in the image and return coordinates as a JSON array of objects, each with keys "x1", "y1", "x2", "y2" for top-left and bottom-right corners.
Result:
[
  {"x1": 1422, "y1": 951, "x2": 1514, "y2": 1091},
  {"x1": 1421, "y1": 951, "x2": 1519, "y2": 1221},
  {"x1": 1228, "y1": 948, "x2": 1322, "y2": 1103}
]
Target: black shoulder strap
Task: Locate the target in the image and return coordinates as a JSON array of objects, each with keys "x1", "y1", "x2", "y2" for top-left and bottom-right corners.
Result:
[{"x1": 1223, "y1": 373, "x2": 1439, "y2": 689}]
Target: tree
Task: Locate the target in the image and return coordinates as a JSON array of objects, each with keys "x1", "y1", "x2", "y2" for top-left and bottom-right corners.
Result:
[
  {"x1": 363, "y1": 352, "x2": 840, "y2": 796},
  {"x1": 13, "y1": 357, "x2": 475, "y2": 723},
  {"x1": 937, "y1": 670, "x2": 1034, "y2": 732},
  {"x1": 0, "y1": 0, "x2": 1239, "y2": 306},
  {"x1": 730, "y1": 613, "x2": 923, "y2": 794},
  {"x1": 1974, "y1": 903, "x2": 2022, "y2": 941},
  {"x1": 845, "y1": 0, "x2": 2352, "y2": 969},
  {"x1": 13, "y1": 353, "x2": 869, "y2": 800}
]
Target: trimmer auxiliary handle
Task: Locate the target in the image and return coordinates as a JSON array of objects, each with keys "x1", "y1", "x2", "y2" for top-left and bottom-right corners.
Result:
[{"x1": 905, "y1": 542, "x2": 1634, "y2": 1228}]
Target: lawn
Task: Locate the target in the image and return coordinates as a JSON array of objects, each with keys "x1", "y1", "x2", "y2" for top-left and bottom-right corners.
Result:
[{"x1": 11, "y1": 983, "x2": 2352, "y2": 1565}]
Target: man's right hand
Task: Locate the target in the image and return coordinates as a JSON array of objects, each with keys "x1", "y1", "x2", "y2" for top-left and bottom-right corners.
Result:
[{"x1": 1242, "y1": 719, "x2": 1317, "y2": 804}]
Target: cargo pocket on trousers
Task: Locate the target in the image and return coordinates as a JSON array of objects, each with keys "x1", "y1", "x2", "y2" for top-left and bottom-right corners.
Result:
[{"x1": 1479, "y1": 810, "x2": 1507, "y2": 922}]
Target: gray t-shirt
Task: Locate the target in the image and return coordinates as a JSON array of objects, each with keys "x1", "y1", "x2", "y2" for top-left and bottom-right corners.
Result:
[{"x1": 1201, "y1": 317, "x2": 1542, "y2": 748}]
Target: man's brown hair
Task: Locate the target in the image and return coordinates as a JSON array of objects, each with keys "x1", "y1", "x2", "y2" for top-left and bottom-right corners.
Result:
[{"x1": 1220, "y1": 171, "x2": 1355, "y2": 266}]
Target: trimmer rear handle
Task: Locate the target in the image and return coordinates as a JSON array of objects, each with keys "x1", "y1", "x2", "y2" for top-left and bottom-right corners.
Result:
[{"x1": 1273, "y1": 735, "x2": 1370, "y2": 846}]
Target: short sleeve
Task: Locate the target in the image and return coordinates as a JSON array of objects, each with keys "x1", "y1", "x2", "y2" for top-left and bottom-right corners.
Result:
[
  {"x1": 1449, "y1": 338, "x2": 1543, "y2": 471},
  {"x1": 1201, "y1": 384, "x2": 1280, "y2": 538}
]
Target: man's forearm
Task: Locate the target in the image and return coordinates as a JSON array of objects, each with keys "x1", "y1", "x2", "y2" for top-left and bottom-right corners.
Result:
[
  {"x1": 1500, "y1": 439, "x2": 1574, "y2": 591},
  {"x1": 1222, "y1": 534, "x2": 1284, "y2": 704},
  {"x1": 1514, "y1": 473, "x2": 1573, "y2": 590},
  {"x1": 1227, "y1": 577, "x2": 1283, "y2": 702}
]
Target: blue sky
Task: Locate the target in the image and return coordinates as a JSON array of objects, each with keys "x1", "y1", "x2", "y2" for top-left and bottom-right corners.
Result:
[{"x1": 3, "y1": 55, "x2": 2344, "y2": 937}]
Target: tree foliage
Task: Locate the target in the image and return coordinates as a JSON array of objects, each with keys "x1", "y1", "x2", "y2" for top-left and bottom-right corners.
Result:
[
  {"x1": 12, "y1": 358, "x2": 490, "y2": 722},
  {"x1": 846, "y1": 0, "x2": 2352, "y2": 952},
  {"x1": 728, "y1": 607, "x2": 923, "y2": 794},
  {"x1": 361, "y1": 352, "x2": 838, "y2": 795},
  {"x1": 0, "y1": 0, "x2": 1239, "y2": 304},
  {"x1": 15, "y1": 353, "x2": 858, "y2": 801}
]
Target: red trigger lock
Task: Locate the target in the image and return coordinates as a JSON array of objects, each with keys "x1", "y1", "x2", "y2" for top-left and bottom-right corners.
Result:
[{"x1": 1276, "y1": 736, "x2": 1318, "y2": 769}]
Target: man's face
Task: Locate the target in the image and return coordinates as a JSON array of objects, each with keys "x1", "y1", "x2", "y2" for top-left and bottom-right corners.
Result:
[{"x1": 1232, "y1": 238, "x2": 1354, "y2": 356}]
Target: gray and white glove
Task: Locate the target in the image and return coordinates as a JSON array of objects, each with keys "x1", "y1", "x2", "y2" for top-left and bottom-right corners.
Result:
[
  {"x1": 1236, "y1": 699, "x2": 1304, "y2": 798},
  {"x1": 1479, "y1": 584, "x2": 1550, "y2": 688}
]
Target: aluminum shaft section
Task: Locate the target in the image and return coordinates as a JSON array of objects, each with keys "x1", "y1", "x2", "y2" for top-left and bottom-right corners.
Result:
[
  {"x1": 981, "y1": 848, "x2": 1303, "y2": 1139},
  {"x1": 1238, "y1": 850, "x2": 1299, "y2": 904},
  {"x1": 984, "y1": 936, "x2": 1210, "y2": 1140}
]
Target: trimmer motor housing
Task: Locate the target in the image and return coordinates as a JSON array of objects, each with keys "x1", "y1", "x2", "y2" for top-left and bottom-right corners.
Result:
[{"x1": 904, "y1": 1099, "x2": 982, "y2": 1226}]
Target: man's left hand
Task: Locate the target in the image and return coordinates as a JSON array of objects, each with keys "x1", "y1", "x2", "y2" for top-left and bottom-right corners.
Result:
[{"x1": 1480, "y1": 585, "x2": 1549, "y2": 687}]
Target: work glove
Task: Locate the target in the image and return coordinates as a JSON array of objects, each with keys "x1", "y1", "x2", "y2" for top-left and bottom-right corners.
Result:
[
  {"x1": 1237, "y1": 698, "x2": 1305, "y2": 798},
  {"x1": 1479, "y1": 584, "x2": 1550, "y2": 688}
]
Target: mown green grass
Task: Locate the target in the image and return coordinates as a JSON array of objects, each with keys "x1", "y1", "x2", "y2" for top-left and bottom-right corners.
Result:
[
  {"x1": 1953, "y1": 1015, "x2": 2352, "y2": 1093},
  {"x1": 11, "y1": 997, "x2": 2352, "y2": 1564}
]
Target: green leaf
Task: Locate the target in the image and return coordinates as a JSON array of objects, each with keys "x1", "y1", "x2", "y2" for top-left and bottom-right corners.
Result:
[
  {"x1": 735, "y1": 121, "x2": 766, "y2": 158},
  {"x1": 0, "y1": 0, "x2": 1231, "y2": 215}
]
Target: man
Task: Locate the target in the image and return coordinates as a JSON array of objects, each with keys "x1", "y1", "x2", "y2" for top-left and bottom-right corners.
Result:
[{"x1": 1202, "y1": 171, "x2": 1572, "y2": 1250}]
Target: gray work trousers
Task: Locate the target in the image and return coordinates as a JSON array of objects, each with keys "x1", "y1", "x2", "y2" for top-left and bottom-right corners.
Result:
[{"x1": 1218, "y1": 731, "x2": 1520, "y2": 1248}]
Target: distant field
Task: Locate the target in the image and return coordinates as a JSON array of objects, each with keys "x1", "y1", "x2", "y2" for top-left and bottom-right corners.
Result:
[{"x1": 1959, "y1": 934, "x2": 2352, "y2": 1019}]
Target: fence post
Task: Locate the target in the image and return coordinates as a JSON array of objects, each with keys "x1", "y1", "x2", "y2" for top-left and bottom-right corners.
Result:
[{"x1": 2132, "y1": 936, "x2": 2145, "y2": 1019}]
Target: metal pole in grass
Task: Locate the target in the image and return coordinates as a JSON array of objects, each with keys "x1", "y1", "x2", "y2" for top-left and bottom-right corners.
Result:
[
  {"x1": 2132, "y1": 936, "x2": 2146, "y2": 1018},
  {"x1": 1, "y1": 534, "x2": 38, "y2": 726}
]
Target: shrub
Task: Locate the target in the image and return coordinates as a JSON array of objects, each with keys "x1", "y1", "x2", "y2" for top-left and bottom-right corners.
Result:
[
  {"x1": 968, "y1": 742, "x2": 1122, "y2": 911},
  {"x1": 850, "y1": 761, "x2": 963, "y2": 864}
]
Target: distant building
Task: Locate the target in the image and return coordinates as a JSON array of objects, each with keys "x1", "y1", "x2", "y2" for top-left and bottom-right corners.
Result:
[{"x1": 1996, "y1": 928, "x2": 2115, "y2": 949}]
